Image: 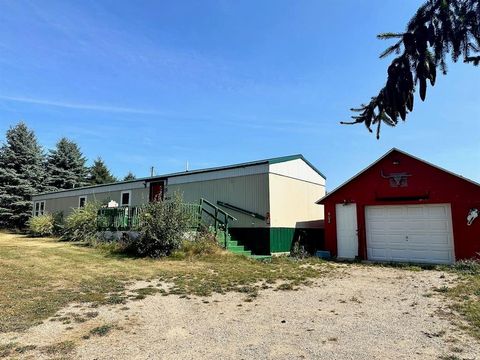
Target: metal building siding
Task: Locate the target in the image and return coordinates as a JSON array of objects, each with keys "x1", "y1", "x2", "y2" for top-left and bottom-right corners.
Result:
[
  {"x1": 167, "y1": 164, "x2": 269, "y2": 185},
  {"x1": 32, "y1": 180, "x2": 146, "y2": 200},
  {"x1": 268, "y1": 173, "x2": 325, "y2": 228},
  {"x1": 167, "y1": 173, "x2": 270, "y2": 228},
  {"x1": 269, "y1": 159, "x2": 325, "y2": 185},
  {"x1": 35, "y1": 188, "x2": 149, "y2": 216}
]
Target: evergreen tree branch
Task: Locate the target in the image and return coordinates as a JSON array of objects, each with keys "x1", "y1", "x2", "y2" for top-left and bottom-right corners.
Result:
[{"x1": 345, "y1": 0, "x2": 480, "y2": 138}]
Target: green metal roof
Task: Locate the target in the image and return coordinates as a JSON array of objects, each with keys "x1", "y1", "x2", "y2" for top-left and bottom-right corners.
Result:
[{"x1": 34, "y1": 154, "x2": 325, "y2": 196}]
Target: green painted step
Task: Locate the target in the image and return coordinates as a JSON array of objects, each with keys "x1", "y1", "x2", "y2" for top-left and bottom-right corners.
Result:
[
  {"x1": 230, "y1": 250, "x2": 252, "y2": 256},
  {"x1": 227, "y1": 245, "x2": 246, "y2": 252}
]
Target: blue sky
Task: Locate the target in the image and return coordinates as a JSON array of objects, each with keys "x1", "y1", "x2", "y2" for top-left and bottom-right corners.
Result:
[{"x1": 0, "y1": 0, "x2": 479, "y2": 189}]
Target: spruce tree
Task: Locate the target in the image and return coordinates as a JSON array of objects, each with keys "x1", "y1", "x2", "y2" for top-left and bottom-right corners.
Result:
[
  {"x1": 0, "y1": 122, "x2": 47, "y2": 228},
  {"x1": 345, "y1": 0, "x2": 480, "y2": 138},
  {"x1": 123, "y1": 171, "x2": 136, "y2": 181},
  {"x1": 88, "y1": 157, "x2": 117, "y2": 185},
  {"x1": 47, "y1": 137, "x2": 88, "y2": 190}
]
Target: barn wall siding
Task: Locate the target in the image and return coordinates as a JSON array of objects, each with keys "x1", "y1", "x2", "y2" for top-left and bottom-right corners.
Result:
[{"x1": 321, "y1": 150, "x2": 480, "y2": 261}]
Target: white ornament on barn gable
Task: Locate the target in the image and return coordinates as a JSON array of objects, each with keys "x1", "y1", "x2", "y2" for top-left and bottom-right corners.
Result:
[
  {"x1": 107, "y1": 200, "x2": 119, "y2": 208},
  {"x1": 467, "y1": 208, "x2": 479, "y2": 226},
  {"x1": 381, "y1": 170, "x2": 412, "y2": 188}
]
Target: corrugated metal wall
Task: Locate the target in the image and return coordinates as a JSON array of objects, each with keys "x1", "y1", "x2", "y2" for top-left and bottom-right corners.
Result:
[{"x1": 167, "y1": 173, "x2": 270, "y2": 228}]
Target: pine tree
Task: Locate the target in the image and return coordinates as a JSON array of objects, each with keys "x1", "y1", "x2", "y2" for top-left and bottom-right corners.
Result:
[
  {"x1": 0, "y1": 122, "x2": 47, "y2": 228},
  {"x1": 47, "y1": 137, "x2": 88, "y2": 190},
  {"x1": 123, "y1": 171, "x2": 136, "y2": 181},
  {"x1": 88, "y1": 157, "x2": 117, "y2": 185},
  {"x1": 345, "y1": 0, "x2": 480, "y2": 138}
]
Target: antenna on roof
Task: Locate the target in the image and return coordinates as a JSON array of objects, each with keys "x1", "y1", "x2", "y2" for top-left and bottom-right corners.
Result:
[
  {"x1": 185, "y1": 161, "x2": 189, "y2": 172},
  {"x1": 150, "y1": 166, "x2": 155, "y2": 177}
]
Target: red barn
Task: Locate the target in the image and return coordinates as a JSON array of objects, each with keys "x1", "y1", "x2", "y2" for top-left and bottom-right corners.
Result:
[{"x1": 317, "y1": 149, "x2": 480, "y2": 264}]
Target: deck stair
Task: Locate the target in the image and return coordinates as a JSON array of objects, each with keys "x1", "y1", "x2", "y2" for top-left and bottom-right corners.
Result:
[
  {"x1": 199, "y1": 199, "x2": 260, "y2": 257},
  {"x1": 215, "y1": 230, "x2": 252, "y2": 256}
]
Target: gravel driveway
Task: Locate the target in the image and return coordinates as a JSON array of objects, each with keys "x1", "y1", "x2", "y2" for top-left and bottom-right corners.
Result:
[{"x1": 4, "y1": 265, "x2": 479, "y2": 360}]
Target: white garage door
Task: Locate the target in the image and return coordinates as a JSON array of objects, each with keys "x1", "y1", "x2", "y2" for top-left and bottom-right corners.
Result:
[{"x1": 365, "y1": 204, "x2": 454, "y2": 264}]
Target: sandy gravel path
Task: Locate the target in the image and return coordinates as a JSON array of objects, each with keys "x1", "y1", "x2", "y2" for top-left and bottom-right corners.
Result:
[{"x1": 3, "y1": 265, "x2": 479, "y2": 360}]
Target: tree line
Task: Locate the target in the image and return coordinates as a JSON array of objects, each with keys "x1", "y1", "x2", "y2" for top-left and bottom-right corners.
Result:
[{"x1": 0, "y1": 122, "x2": 136, "y2": 229}]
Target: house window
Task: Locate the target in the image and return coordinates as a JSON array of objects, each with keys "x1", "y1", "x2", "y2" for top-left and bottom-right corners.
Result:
[
  {"x1": 34, "y1": 201, "x2": 45, "y2": 216},
  {"x1": 78, "y1": 196, "x2": 87, "y2": 208},
  {"x1": 120, "y1": 191, "x2": 131, "y2": 207}
]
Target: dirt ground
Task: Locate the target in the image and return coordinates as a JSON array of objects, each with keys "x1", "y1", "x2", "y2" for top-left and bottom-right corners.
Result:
[{"x1": 2, "y1": 264, "x2": 479, "y2": 360}]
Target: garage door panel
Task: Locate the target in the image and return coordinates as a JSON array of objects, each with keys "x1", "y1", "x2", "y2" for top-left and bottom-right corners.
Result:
[
  {"x1": 406, "y1": 221, "x2": 427, "y2": 231},
  {"x1": 389, "y1": 249, "x2": 412, "y2": 261},
  {"x1": 406, "y1": 207, "x2": 423, "y2": 218},
  {"x1": 408, "y1": 250, "x2": 451, "y2": 263},
  {"x1": 369, "y1": 234, "x2": 405, "y2": 246},
  {"x1": 408, "y1": 234, "x2": 451, "y2": 246},
  {"x1": 369, "y1": 248, "x2": 388, "y2": 260},
  {"x1": 427, "y1": 206, "x2": 448, "y2": 217},
  {"x1": 366, "y1": 204, "x2": 454, "y2": 264},
  {"x1": 427, "y1": 220, "x2": 449, "y2": 232}
]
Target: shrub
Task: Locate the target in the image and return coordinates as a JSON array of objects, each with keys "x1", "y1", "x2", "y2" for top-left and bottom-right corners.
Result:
[
  {"x1": 132, "y1": 193, "x2": 192, "y2": 257},
  {"x1": 290, "y1": 232, "x2": 310, "y2": 259},
  {"x1": 27, "y1": 214, "x2": 55, "y2": 237},
  {"x1": 62, "y1": 202, "x2": 100, "y2": 242},
  {"x1": 179, "y1": 229, "x2": 222, "y2": 258}
]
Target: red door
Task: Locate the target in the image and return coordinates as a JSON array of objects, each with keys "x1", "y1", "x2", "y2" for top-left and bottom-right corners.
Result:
[{"x1": 149, "y1": 182, "x2": 164, "y2": 202}]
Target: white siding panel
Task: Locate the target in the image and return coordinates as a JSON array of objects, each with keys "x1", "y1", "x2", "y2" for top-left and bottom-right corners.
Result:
[
  {"x1": 268, "y1": 173, "x2": 325, "y2": 228},
  {"x1": 269, "y1": 159, "x2": 325, "y2": 185}
]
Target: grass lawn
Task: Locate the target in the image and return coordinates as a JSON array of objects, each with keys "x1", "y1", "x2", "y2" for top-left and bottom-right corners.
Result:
[
  {"x1": 0, "y1": 232, "x2": 331, "y2": 333},
  {"x1": 444, "y1": 262, "x2": 480, "y2": 339}
]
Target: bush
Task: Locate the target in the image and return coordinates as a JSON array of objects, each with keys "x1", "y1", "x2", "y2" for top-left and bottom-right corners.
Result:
[
  {"x1": 62, "y1": 202, "x2": 100, "y2": 242},
  {"x1": 27, "y1": 214, "x2": 55, "y2": 237},
  {"x1": 132, "y1": 194, "x2": 192, "y2": 257},
  {"x1": 290, "y1": 231, "x2": 310, "y2": 259},
  {"x1": 178, "y1": 229, "x2": 222, "y2": 258}
]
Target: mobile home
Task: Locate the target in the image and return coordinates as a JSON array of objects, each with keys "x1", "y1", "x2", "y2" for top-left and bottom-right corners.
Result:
[{"x1": 32, "y1": 155, "x2": 326, "y2": 255}]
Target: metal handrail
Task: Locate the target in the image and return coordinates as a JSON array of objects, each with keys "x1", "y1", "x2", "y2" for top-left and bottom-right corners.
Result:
[
  {"x1": 199, "y1": 198, "x2": 237, "y2": 248},
  {"x1": 96, "y1": 199, "x2": 237, "y2": 249},
  {"x1": 216, "y1": 201, "x2": 265, "y2": 220}
]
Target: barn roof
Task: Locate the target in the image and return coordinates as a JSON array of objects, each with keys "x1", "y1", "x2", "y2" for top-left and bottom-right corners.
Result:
[{"x1": 316, "y1": 148, "x2": 480, "y2": 204}]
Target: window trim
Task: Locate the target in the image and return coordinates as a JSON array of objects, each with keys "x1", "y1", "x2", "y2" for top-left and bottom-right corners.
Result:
[
  {"x1": 120, "y1": 190, "x2": 132, "y2": 207},
  {"x1": 34, "y1": 200, "x2": 46, "y2": 216},
  {"x1": 78, "y1": 196, "x2": 87, "y2": 208}
]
